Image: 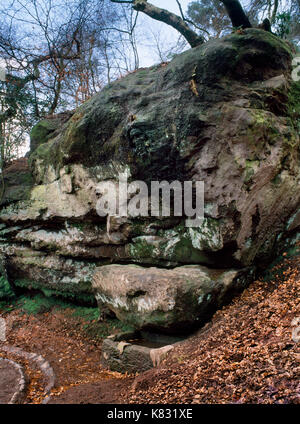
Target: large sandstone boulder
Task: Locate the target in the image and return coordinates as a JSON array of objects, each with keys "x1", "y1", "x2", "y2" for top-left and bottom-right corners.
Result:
[
  {"x1": 0, "y1": 29, "x2": 299, "y2": 326},
  {"x1": 92, "y1": 264, "x2": 248, "y2": 332}
]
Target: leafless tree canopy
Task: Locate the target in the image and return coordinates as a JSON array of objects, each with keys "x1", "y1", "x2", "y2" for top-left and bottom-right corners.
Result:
[{"x1": 0, "y1": 0, "x2": 298, "y2": 175}]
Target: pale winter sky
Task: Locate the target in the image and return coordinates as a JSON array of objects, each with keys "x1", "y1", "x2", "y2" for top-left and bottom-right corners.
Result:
[
  {"x1": 134, "y1": 0, "x2": 192, "y2": 67},
  {"x1": 153, "y1": 0, "x2": 191, "y2": 14},
  {"x1": 0, "y1": 1, "x2": 190, "y2": 78}
]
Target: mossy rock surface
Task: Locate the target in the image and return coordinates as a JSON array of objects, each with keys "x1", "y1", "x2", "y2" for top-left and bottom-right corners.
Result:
[
  {"x1": 30, "y1": 111, "x2": 73, "y2": 153},
  {"x1": 28, "y1": 29, "x2": 294, "y2": 182},
  {"x1": 0, "y1": 276, "x2": 14, "y2": 300},
  {"x1": 1, "y1": 158, "x2": 33, "y2": 206},
  {"x1": 0, "y1": 255, "x2": 14, "y2": 300}
]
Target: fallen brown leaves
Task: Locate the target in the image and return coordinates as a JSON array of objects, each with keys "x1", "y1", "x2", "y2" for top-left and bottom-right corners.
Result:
[
  {"x1": 1, "y1": 306, "x2": 129, "y2": 403},
  {"x1": 123, "y1": 254, "x2": 300, "y2": 404}
]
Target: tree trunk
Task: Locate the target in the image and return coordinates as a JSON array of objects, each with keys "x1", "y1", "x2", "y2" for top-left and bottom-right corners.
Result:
[{"x1": 220, "y1": 0, "x2": 252, "y2": 29}]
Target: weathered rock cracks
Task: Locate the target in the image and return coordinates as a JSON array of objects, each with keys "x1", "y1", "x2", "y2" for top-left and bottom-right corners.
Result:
[{"x1": 0, "y1": 29, "x2": 299, "y2": 332}]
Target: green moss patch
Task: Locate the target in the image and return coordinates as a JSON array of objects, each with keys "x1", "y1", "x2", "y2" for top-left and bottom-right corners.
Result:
[
  {"x1": 0, "y1": 291, "x2": 134, "y2": 341},
  {"x1": 0, "y1": 276, "x2": 15, "y2": 301},
  {"x1": 287, "y1": 80, "x2": 300, "y2": 133},
  {"x1": 14, "y1": 278, "x2": 95, "y2": 304}
]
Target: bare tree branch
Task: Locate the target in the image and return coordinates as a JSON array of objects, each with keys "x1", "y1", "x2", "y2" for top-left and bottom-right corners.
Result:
[
  {"x1": 110, "y1": 0, "x2": 252, "y2": 46},
  {"x1": 111, "y1": 0, "x2": 205, "y2": 47},
  {"x1": 176, "y1": 0, "x2": 185, "y2": 20},
  {"x1": 271, "y1": 0, "x2": 279, "y2": 24}
]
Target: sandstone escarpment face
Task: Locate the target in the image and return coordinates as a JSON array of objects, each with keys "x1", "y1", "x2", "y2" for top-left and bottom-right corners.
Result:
[{"x1": 0, "y1": 29, "x2": 299, "y2": 329}]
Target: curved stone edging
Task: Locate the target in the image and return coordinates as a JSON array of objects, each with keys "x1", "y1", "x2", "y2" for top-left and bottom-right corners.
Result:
[
  {"x1": 0, "y1": 358, "x2": 26, "y2": 404},
  {"x1": 0, "y1": 344, "x2": 55, "y2": 404}
]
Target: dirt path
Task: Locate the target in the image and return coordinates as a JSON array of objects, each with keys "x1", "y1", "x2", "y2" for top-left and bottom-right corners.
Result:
[
  {"x1": 48, "y1": 379, "x2": 134, "y2": 404},
  {"x1": 0, "y1": 306, "x2": 132, "y2": 403}
]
